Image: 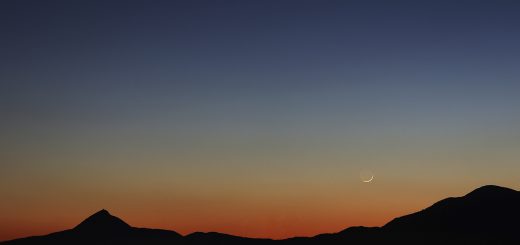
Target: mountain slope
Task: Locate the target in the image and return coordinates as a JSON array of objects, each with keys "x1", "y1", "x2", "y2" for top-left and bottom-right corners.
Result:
[
  {"x1": 1, "y1": 185, "x2": 519, "y2": 245},
  {"x1": 74, "y1": 209, "x2": 131, "y2": 233},
  {"x1": 383, "y1": 185, "x2": 520, "y2": 233},
  {"x1": 1, "y1": 210, "x2": 182, "y2": 245}
]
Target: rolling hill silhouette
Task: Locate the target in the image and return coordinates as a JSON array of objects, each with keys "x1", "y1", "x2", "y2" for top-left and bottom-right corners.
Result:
[
  {"x1": 1, "y1": 210, "x2": 182, "y2": 245},
  {"x1": 2, "y1": 185, "x2": 519, "y2": 245}
]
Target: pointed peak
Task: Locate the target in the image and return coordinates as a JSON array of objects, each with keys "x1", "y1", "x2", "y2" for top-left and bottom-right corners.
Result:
[
  {"x1": 92, "y1": 209, "x2": 111, "y2": 216},
  {"x1": 74, "y1": 209, "x2": 131, "y2": 232}
]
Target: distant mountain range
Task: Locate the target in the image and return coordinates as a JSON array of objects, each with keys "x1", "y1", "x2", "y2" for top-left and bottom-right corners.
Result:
[{"x1": 2, "y1": 185, "x2": 519, "y2": 245}]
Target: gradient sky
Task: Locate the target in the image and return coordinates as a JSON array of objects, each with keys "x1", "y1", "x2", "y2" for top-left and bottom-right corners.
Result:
[{"x1": 1, "y1": 0, "x2": 520, "y2": 241}]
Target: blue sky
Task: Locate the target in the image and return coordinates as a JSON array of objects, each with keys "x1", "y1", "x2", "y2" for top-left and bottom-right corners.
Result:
[{"x1": 1, "y1": 0, "x2": 520, "y2": 240}]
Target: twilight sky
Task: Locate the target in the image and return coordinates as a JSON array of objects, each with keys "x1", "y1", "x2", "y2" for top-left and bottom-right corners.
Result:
[{"x1": 1, "y1": 0, "x2": 520, "y2": 241}]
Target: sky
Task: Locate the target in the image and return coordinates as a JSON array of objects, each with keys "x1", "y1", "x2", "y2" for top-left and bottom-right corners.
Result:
[{"x1": 1, "y1": 0, "x2": 520, "y2": 241}]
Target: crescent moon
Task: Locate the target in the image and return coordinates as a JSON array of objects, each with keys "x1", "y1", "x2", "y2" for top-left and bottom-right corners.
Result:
[{"x1": 363, "y1": 175, "x2": 374, "y2": 183}]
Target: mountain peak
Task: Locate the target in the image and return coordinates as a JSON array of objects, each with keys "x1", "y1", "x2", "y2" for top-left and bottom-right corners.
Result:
[
  {"x1": 464, "y1": 185, "x2": 517, "y2": 198},
  {"x1": 92, "y1": 209, "x2": 110, "y2": 216},
  {"x1": 383, "y1": 184, "x2": 520, "y2": 233},
  {"x1": 74, "y1": 209, "x2": 131, "y2": 232}
]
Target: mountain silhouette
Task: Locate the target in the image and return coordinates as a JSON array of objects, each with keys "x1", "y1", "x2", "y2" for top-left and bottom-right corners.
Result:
[
  {"x1": 384, "y1": 185, "x2": 520, "y2": 233},
  {"x1": 378, "y1": 185, "x2": 520, "y2": 244},
  {"x1": 73, "y1": 209, "x2": 130, "y2": 233},
  {"x1": 1, "y1": 210, "x2": 181, "y2": 245},
  {"x1": 2, "y1": 185, "x2": 519, "y2": 245}
]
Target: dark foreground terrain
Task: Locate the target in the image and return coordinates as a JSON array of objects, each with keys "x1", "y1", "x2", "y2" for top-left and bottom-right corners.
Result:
[{"x1": 2, "y1": 185, "x2": 519, "y2": 245}]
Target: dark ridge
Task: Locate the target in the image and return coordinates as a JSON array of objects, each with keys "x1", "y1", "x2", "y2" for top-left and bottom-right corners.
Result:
[
  {"x1": 2, "y1": 185, "x2": 520, "y2": 245},
  {"x1": 312, "y1": 226, "x2": 381, "y2": 244},
  {"x1": 383, "y1": 184, "x2": 520, "y2": 234},
  {"x1": 73, "y1": 209, "x2": 131, "y2": 233},
  {"x1": 185, "y1": 232, "x2": 271, "y2": 245},
  {"x1": 463, "y1": 184, "x2": 517, "y2": 198},
  {"x1": 186, "y1": 231, "x2": 241, "y2": 239}
]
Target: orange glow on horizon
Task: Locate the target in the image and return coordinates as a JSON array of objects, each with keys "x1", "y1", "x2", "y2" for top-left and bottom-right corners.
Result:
[{"x1": 1, "y1": 181, "x2": 519, "y2": 242}]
